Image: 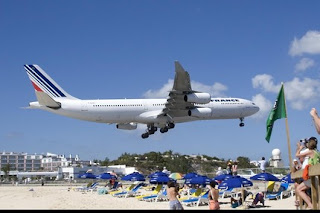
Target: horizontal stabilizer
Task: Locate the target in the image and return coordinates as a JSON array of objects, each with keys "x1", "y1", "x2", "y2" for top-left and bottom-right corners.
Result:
[{"x1": 35, "y1": 91, "x2": 61, "y2": 109}]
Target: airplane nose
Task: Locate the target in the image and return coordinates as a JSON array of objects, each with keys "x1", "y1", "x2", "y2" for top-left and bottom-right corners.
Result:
[{"x1": 252, "y1": 104, "x2": 260, "y2": 113}]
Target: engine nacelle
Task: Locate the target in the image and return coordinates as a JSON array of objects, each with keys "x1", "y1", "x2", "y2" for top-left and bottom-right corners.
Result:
[
  {"x1": 116, "y1": 123, "x2": 137, "y2": 130},
  {"x1": 184, "y1": 93, "x2": 211, "y2": 104},
  {"x1": 188, "y1": 108, "x2": 212, "y2": 118}
]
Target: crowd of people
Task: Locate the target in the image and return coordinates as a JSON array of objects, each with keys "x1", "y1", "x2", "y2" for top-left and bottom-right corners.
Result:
[{"x1": 291, "y1": 107, "x2": 320, "y2": 209}]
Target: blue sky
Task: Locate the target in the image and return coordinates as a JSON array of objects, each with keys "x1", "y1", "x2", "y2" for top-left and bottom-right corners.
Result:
[{"x1": 1, "y1": 0, "x2": 320, "y2": 167}]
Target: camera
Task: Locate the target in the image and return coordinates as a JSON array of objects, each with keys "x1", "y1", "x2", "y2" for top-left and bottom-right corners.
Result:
[{"x1": 300, "y1": 138, "x2": 308, "y2": 145}]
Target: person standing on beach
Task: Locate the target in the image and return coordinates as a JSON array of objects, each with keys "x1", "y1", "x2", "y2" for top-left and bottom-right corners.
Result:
[
  {"x1": 208, "y1": 181, "x2": 220, "y2": 210},
  {"x1": 258, "y1": 157, "x2": 268, "y2": 173},
  {"x1": 232, "y1": 161, "x2": 238, "y2": 176},
  {"x1": 167, "y1": 180, "x2": 184, "y2": 210}
]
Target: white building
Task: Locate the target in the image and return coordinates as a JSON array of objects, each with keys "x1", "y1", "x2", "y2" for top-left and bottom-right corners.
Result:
[{"x1": 269, "y1": 148, "x2": 284, "y2": 168}]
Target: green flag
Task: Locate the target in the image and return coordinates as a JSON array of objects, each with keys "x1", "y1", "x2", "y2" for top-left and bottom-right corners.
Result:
[{"x1": 265, "y1": 84, "x2": 287, "y2": 142}]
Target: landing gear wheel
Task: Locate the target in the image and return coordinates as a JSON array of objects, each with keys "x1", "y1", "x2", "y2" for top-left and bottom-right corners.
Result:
[
  {"x1": 142, "y1": 133, "x2": 149, "y2": 139},
  {"x1": 168, "y1": 123, "x2": 175, "y2": 129},
  {"x1": 160, "y1": 127, "x2": 168, "y2": 133},
  {"x1": 239, "y1": 123, "x2": 244, "y2": 127}
]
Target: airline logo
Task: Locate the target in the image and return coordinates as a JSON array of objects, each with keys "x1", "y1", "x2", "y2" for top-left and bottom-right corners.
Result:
[{"x1": 24, "y1": 65, "x2": 66, "y2": 98}]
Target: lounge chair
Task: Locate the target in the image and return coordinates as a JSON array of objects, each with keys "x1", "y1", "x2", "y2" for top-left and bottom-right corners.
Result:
[
  {"x1": 179, "y1": 188, "x2": 202, "y2": 201},
  {"x1": 266, "y1": 182, "x2": 293, "y2": 200},
  {"x1": 181, "y1": 190, "x2": 209, "y2": 207},
  {"x1": 113, "y1": 182, "x2": 144, "y2": 198},
  {"x1": 143, "y1": 187, "x2": 168, "y2": 202},
  {"x1": 74, "y1": 182, "x2": 99, "y2": 192},
  {"x1": 219, "y1": 187, "x2": 234, "y2": 198},
  {"x1": 110, "y1": 183, "x2": 135, "y2": 196},
  {"x1": 136, "y1": 184, "x2": 163, "y2": 200}
]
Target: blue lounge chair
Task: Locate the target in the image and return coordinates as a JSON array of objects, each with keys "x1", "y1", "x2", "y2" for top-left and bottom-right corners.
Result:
[
  {"x1": 219, "y1": 187, "x2": 234, "y2": 198},
  {"x1": 75, "y1": 182, "x2": 99, "y2": 192},
  {"x1": 181, "y1": 190, "x2": 209, "y2": 207},
  {"x1": 143, "y1": 187, "x2": 168, "y2": 202},
  {"x1": 113, "y1": 182, "x2": 144, "y2": 198},
  {"x1": 266, "y1": 182, "x2": 292, "y2": 200}
]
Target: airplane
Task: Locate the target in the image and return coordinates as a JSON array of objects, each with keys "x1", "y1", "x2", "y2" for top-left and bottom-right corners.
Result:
[{"x1": 23, "y1": 61, "x2": 260, "y2": 139}]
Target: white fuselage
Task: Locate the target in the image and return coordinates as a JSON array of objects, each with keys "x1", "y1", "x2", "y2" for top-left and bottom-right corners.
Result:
[{"x1": 29, "y1": 97, "x2": 259, "y2": 126}]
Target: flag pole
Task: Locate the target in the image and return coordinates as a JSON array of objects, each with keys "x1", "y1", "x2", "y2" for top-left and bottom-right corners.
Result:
[{"x1": 282, "y1": 82, "x2": 293, "y2": 172}]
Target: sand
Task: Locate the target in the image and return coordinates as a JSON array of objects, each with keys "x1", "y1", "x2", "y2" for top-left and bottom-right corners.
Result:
[{"x1": 0, "y1": 183, "x2": 297, "y2": 210}]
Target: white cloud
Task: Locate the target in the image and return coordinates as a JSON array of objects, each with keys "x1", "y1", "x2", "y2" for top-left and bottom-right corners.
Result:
[
  {"x1": 289, "y1": 30, "x2": 320, "y2": 56},
  {"x1": 251, "y1": 94, "x2": 272, "y2": 119},
  {"x1": 143, "y1": 79, "x2": 174, "y2": 98},
  {"x1": 284, "y1": 77, "x2": 320, "y2": 110},
  {"x1": 252, "y1": 74, "x2": 280, "y2": 93},
  {"x1": 143, "y1": 79, "x2": 228, "y2": 98},
  {"x1": 252, "y1": 74, "x2": 320, "y2": 110},
  {"x1": 295, "y1": 58, "x2": 315, "y2": 72}
]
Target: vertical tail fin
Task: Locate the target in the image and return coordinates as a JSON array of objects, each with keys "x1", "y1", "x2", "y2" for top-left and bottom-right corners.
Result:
[{"x1": 24, "y1": 64, "x2": 78, "y2": 100}]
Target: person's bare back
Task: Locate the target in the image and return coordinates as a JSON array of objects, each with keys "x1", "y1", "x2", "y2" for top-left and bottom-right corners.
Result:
[{"x1": 167, "y1": 181, "x2": 183, "y2": 210}]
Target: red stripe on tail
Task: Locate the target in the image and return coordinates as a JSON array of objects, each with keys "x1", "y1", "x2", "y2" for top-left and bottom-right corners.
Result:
[{"x1": 31, "y1": 81, "x2": 42, "y2": 92}]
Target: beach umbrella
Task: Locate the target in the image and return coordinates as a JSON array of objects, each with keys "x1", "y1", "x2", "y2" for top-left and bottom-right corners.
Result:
[
  {"x1": 97, "y1": 172, "x2": 117, "y2": 180},
  {"x1": 183, "y1": 172, "x2": 199, "y2": 180},
  {"x1": 250, "y1": 172, "x2": 280, "y2": 194},
  {"x1": 149, "y1": 175, "x2": 171, "y2": 184},
  {"x1": 250, "y1": 172, "x2": 280, "y2": 182},
  {"x1": 169, "y1": 172, "x2": 183, "y2": 180},
  {"x1": 184, "y1": 175, "x2": 211, "y2": 185},
  {"x1": 218, "y1": 176, "x2": 253, "y2": 190},
  {"x1": 148, "y1": 171, "x2": 168, "y2": 178},
  {"x1": 78, "y1": 173, "x2": 97, "y2": 179},
  {"x1": 213, "y1": 174, "x2": 233, "y2": 181},
  {"x1": 121, "y1": 172, "x2": 145, "y2": 182},
  {"x1": 280, "y1": 173, "x2": 294, "y2": 184}
]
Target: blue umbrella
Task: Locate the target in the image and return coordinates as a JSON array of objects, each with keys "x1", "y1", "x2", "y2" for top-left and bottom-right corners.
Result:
[
  {"x1": 148, "y1": 171, "x2": 168, "y2": 178},
  {"x1": 97, "y1": 172, "x2": 117, "y2": 180},
  {"x1": 250, "y1": 172, "x2": 280, "y2": 182},
  {"x1": 78, "y1": 173, "x2": 97, "y2": 179},
  {"x1": 121, "y1": 172, "x2": 145, "y2": 182},
  {"x1": 213, "y1": 174, "x2": 233, "y2": 181},
  {"x1": 218, "y1": 176, "x2": 253, "y2": 190},
  {"x1": 185, "y1": 175, "x2": 211, "y2": 185},
  {"x1": 280, "y1": 173, "x2": 294, "y2": 184},
  {"x1": 149, "y1": 175, "x2": 171, "y2": 184},
  {"x1": 183, "y1": 172, "x2": 199, "y2": 180}
]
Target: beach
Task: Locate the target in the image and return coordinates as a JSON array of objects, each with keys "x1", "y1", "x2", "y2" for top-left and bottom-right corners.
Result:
[{"x1": 0, "y1": 183, "x2": 297, "y2": 210}]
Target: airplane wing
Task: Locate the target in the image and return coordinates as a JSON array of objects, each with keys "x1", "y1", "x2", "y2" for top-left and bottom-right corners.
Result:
[{"x1": 159, "y1": 61, "x2": 197, "y2": 120}]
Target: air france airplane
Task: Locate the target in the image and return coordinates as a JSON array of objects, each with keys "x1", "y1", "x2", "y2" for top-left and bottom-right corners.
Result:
[{"x1": 24, "y1": 61, "x2": 259, "y2": 139}]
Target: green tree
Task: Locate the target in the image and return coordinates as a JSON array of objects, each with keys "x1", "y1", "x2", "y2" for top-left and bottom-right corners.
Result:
[
  {"x1": 1, "y1": 164, "x2": 10, "y2": 180},
  {"x1": 236, "y1": 156, "x2": 251, "y2": 168}
]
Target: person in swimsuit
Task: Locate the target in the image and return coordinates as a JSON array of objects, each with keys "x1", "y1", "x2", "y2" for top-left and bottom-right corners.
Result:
[{"x1": 208, "y1": 181, "x2": 220, "y2": 210}]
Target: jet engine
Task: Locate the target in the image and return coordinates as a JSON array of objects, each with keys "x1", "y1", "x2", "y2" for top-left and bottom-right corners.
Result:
[
  {"x1": 184, "y1": 92, "x2": 211, "y2": 104},
  {"x1": 116, "y1": 123, "x2": 137, "y2": 130},
  {"x1": 188, "y1": 108, "x2": 212, "y2": 118}
]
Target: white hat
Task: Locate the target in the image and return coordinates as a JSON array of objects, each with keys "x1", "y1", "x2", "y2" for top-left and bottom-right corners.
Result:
[{"x1": 293, "y1": 159, "x2": 298, "y2": 162}]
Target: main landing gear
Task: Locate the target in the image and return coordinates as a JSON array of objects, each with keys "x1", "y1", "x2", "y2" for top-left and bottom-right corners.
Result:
[
  {"x1": 239, "y1": 117, "x2": 244, "y2": 127},
  {"x1": 141, "y1": 123, "x2": 175, "y2": 139}
]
